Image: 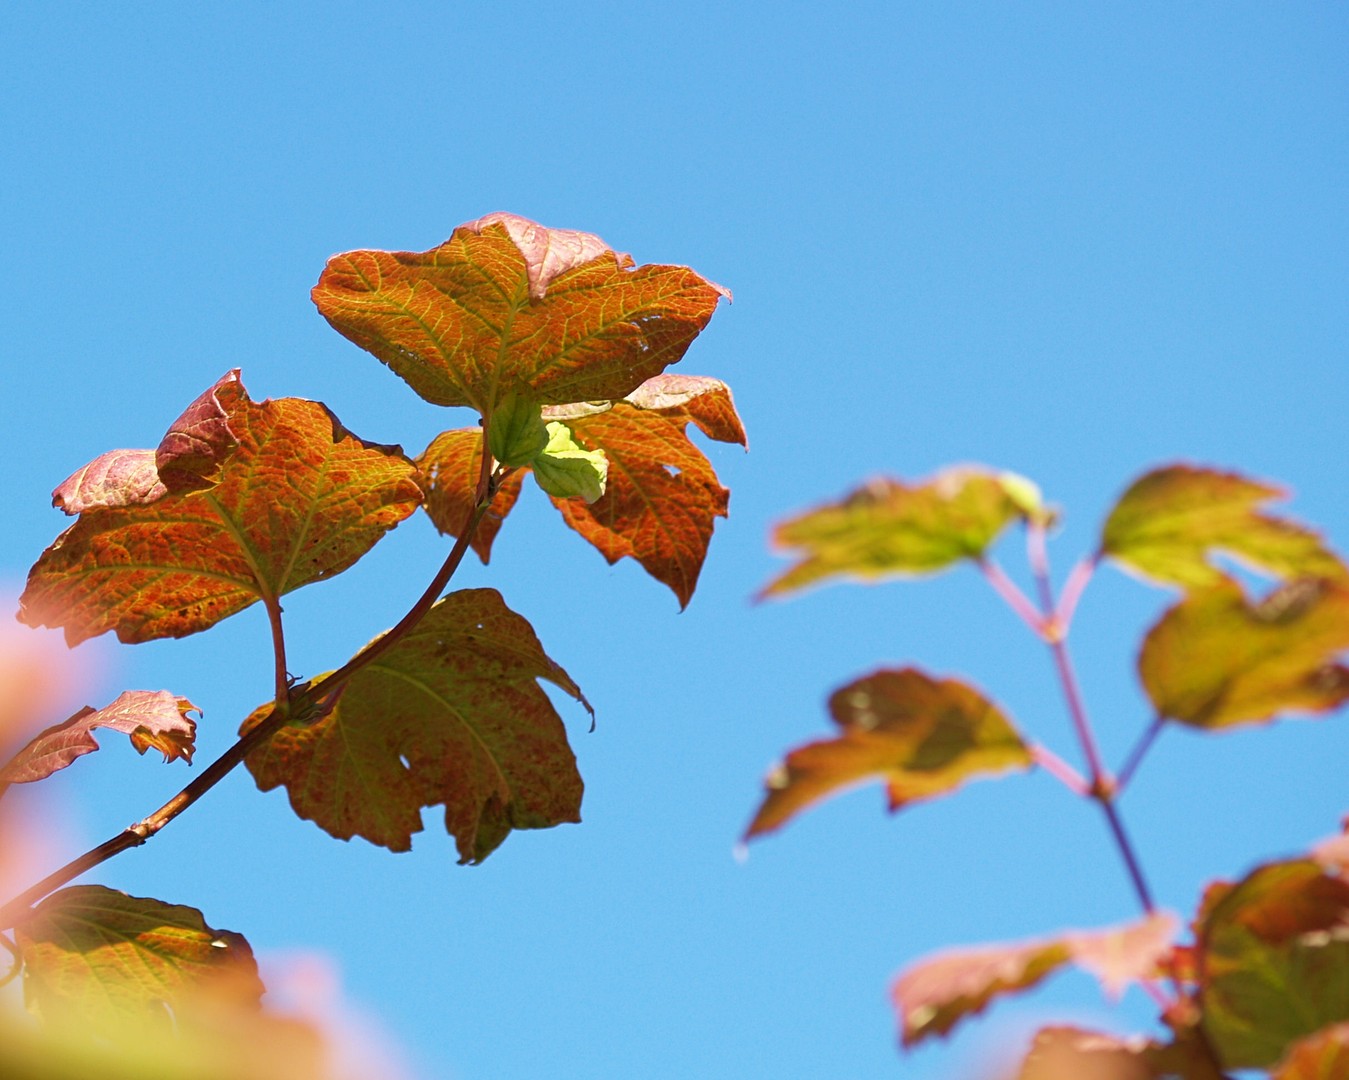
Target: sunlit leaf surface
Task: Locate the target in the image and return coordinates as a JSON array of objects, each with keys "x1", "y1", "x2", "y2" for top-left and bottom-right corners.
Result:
[{"x1": 415, "y1": 427, "x2": 525, "y2": 563}]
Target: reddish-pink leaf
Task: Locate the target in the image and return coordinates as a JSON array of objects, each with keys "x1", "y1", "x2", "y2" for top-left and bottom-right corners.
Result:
[
  {"x1": 894, "y1": 914, "x2": 1178, "y2": 1048},
  {"x1": 1272, "y1": 1023, "x2": 1349, "y2": 1080},
  {"x1": 52, "y1": 370, "x2": 242, "y2": 514},
  {"x1": 546, "y1": 375, "x2": 746, "y2": 608},
  {"x1": 745, "y1": 668, "x2": 1031, "y2": 840},
  {"x1": 415, "y1": 427, "x2": 526, "y2": 563},
  {"x1": 20, "y1": 375, "x2": 422, "y2": 645},
  {"x1": 312, "y1": 212, "x2": 730, "y2": 415},
  {"x1": 246, "y1": 588, "x2": 589, "y2": 863},
  {"x1": 0, "y1": 690, "x2": 198, "y2": 785}
]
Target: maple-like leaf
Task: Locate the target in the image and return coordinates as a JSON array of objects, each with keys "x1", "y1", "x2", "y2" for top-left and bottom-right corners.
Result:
[
  {"x1": 1138, "y1": 577, "x2": 1349, "y2": 729},
  {"x1": 245, "y1": 588, "x2": 589, "y2": 863},
  {"x1": 15, "y1": 885, "x2": 262, "y2": 1038},
  {"x1": 416, "y1": 427, "x2": 525, "y2": 563},
  {"x1": 744, "y1": 668, "x2": 1032, "y2": 840},
  {"x1": 1196, "y1": 859, "x2": 1349, "y2": 1069},
  {"x1": 893, "y1": 913, "x2": 1177, "y2": 1048},
  {"x1": 1272, "y1": 1023, "x2": 1349, "y2": 1080},
  {"x1": 758, "y1": 467, "x2": 1039, "y2": 599},
  {"x1": 0, "y1": 690, "x2": 198, "y2": 785},
  {"x1": 312, "y1": 212, "x2": 730, "y2": 417},
  {"x1": 20, "y1": 374, "x2": 422, "y2": 645},
  {"x1": 1100, "y1": 464, "x2": 1347, "y2": 589}
]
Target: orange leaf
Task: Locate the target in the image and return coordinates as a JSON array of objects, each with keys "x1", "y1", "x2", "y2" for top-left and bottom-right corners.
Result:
[
  {"x1": 246, "y1": 589, "x2": 589, "y2": 863},
  {"x1": 416, "y1": 427, "x2": 525, "y2": 563},
  {"x1": 546, "y1": 375, "x2": 746, "y2": 608},
  {"x1": 0, "y1": 690, "x2": 198, "y2": 784},
  {"x1": 744, "y1": 668, "x2": 1031, "y2": 840},
  {"x1": 1014, "y1": 1026, "x2": 1169, "y2": 1080},
  {"x1": 19, "y1": 374, "x2": 422, "y2": 645},
  {"x1": 312, "y1": 212, "x2": 729, "y2": 415},
  {"x1": 1272, "y1": 1023, "x2": 1349, "y2": 1080},
  {"x1": 1138, "y1": 577, "x2": 1349, "y2": 729}
]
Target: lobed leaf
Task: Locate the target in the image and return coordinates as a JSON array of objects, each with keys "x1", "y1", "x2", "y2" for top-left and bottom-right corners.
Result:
[
  {"x1": 1272, "y1": 1023, "x2": 1349, "y2": 1080},
  {"x1": 312, "y1": 212, "x2": 729, "y2": 416},
  {"x1": 744, "y1": 668, "x2": 1032, "y2": 840},
  {"x1": 893, "y1": 913, "x2": 1177, "y2": 1048},
  {"x1": 245, "y1": 588, "x2": 590, "y2": 863},
  {"x1": 416, "y1": 427, "x2": 525, "y2": 563},
  {"x1": 1100, "y1": 464, "x2": 1347, "y2": 589},
  {"x1": 758, "y1": 467, "x2": 1037, "y2": 599},
  {"x1": 0, "y1": 690, "x2": 198, "y2": 785},
  {"x1": 20, "y1": 375, "x2": 422, "y2": 645},
  {"x1": 1138, "y1": 577, "x2": 1349, "y2": 729},
  {"x1": 15, "y1": 885, "x2": 262, "y2": 1038},
  {"x1": 1196, "y1": 859, "x2": 1349, "y2": 1069}
]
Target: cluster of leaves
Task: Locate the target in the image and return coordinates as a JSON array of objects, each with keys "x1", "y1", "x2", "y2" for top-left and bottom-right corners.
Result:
[
  {"x1": 749, "y1": 464, "x2": 1349, "y2": 1077},
  {"x1": 0, "y1": 213, "x2": 743, "y2": 1074}
]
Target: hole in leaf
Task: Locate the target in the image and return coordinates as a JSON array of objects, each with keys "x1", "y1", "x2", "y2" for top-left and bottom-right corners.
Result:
[{"x1": 662, "y1": 464, "x2": 682, "y2": 478}]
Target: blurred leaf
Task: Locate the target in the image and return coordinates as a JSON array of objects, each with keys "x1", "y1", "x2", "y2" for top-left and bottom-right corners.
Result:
[
  {"x1": 312, "y1": 212, "x2": 729, "y2": 415},
  {"x1": 246, "y1": 589, "x2": 590, "y2": 863},
  {"x1": 1138, "y1": 578, "x2": 1349, "y2": 729},
  {"x1": 0, "y1": 691, "x2": 198, "y2": 785},
  {"x1": 415, "y1": 428, "x2": 525, "y2": 563},
  {"x1": 20, "y1": 376, "x2": 422, "y2": 645},
  {"x1": 1014, "y1": 1026, "x2": 1166, "y2": 1080},
  {"x1": 894, "y1": 914, "x2": 1176, "y2": 1048},
  {"x1": 1100, "y1": 465, "x2": 1346, "y2": 589},
  {"x1": 1272, "y1": 1023, "x2": 1349, "y2": 1080},
  {"x1": 15, "y1": 886, "x2": 262, "y2": 1037},
  {"x1": 744, "y1": 668, "x2": 1031, "y2": 840},
  {"x1": 758, "y1": 467, "x2": 1034, "y2": 599},
  {"x1": 1196, "y1": 859, "x2": 1349, "y2": 1069}
]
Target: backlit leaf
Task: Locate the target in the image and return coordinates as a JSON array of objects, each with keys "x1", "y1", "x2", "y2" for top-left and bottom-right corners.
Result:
[
  {"x1": 312, "y1": 212, "x2": 729, "y2": 415},
  {"x1": 1100, "y1": 465, "x2": 1347, "y2": 589},
  {"x1": 1014, "y1": 1026, "x2": 1168, "y2": 1080},
  {"x1": 0, "y1": 690, "x2": 198, "y2": 785},
  {"x1": 1138, "y1": 578, "x2": 1349, "y2": 729},
  {"x1": 1272, "y1": 1023, "x2": 1349, "y2": 1080},
  {"x1": 20, "y1": 375, "x2": 422, "y2": 645},
  {"x1": 894, "y1": 914, "x2": 1177, "y2": 1048},
  {"x1": 759, "y1": 467, "x2": 1035, "y2": 599},
  {"x1": 415, "y1": 428, "x2": 525, "y2": 563},
  {"x1": 1196, "y1": 859, "x2": 1349, "y2": 1069},
  {"x1": 532, "y1": 421, "x2": 608, "y2": 504},
  {"x1": 744, "y1": 668, "x2": 1031, "y2": 840},
  {"x1": 545, "y1": 375, "x2": 746, "y2": 608},
  {"x1": 15, "y1": 885, "x2": 262, "y2": 1037},
  {"x1": 245, "y1": 588, "x2": 589, "y2": 863}
]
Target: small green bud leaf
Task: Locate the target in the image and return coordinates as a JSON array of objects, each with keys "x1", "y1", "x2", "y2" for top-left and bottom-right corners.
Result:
[
  {"x1": 532, "y1": 422, "x2": 608, "y2": 503},
  {"x1": 486, "y1": 392, "x2": 549, "y2": 468},
  {"x1": 997, "y1": 471, "x2": 1057, "y2": 527}
]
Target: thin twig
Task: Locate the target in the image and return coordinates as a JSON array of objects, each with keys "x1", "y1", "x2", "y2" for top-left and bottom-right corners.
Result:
[
  {"x1": 1030, "y1": 743, "x2": 1090, "y2": 796},
  {"x1": 978, "y1": 558, "x2": 1045, "y2": 635},
  {"x1": 1116, "y1": 716, "x2": 1166, "y2": 794},
  {"x1": 1055, "y1": 556, "x2": 1096, "y2": 630}
]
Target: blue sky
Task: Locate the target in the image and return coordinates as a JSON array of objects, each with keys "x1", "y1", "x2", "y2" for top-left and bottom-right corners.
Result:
[{"x1": 2, "y1": 3, "x2": 1347, "y2": 1077}]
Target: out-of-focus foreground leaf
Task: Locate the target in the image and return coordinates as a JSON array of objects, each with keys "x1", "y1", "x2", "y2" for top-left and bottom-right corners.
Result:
[
  {"x1": 758, "y1": 467, "x2": 1039, "y2": 599},
  {"x1": 1271, "y1": 1023, "x2": 1349, "y2": 1080},
  {"x1": 20, "y1": 374, "x2": 421, "y2": 645},
  {"x1": 312, "y1": 212, "x2": 729, "y2": 416},
  {"x1": 1195, "y1": 859, "x2": 1349, "y2": 1069},
  {"x1": 1138, "y1": 578, "x2": 1349, "y2": 729},
  {"x1": 744, "y1": 668, "x2": 1032, "y2": 840},
  {"x1": 1100, "y1": 465, "x2": 1346, "y2": 589},
  {"x1": 1012, "y1": 1026, "x2": 1176, "y2": 1080},
  {"x1": 0, "y1": 691, "x2": 198, "y2": 787},
  {"x1": 893, "y1": 913, "x2": 1177, "y2": 1047},
  {"x1": 246, "y1": 589, "x2": 589, "y2": 863}
]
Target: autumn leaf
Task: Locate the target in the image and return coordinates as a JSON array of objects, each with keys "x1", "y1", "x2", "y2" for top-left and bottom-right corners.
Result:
[
  {"x1": 1013, "y1": 1026, "x2": 1170, "y2": 1080},
  {"x1": 0, "y1": 690, "x2": 198, "y2": 786},
  {"x1": 245, "y1": 588, "x2": 589, "y2": 864},
  {"x1": 1138, "y1": 577, "x2": 1349, "y2": 729},
  {"x1": 15, "y1": 885, "x2": 262, "y2": 1038},
  {"x1": 758, "y1": 467, "x2": 1039, "y2": 599},
  {"x1": 1196, "y1": 859, "x2": 1349, "y2": 1069},
  {"x1": 1100, "y1": 464, "x2": 1347, "y2": 589},
  {"x1": 312, "y1": 212, "x2": 729, "y2": 416},
  {"x1": 545, "y1": 374, "x2": 747, "y2": 608},
  {"x1": 893, "y1": 913, "x2": 1177, "y2": 1048},
  {"x1": 416, "y1": 427, "x2": 526, "y2": 563},
  {"x1": 1272, "y1": 1023, "x2": 1349, "y2": 1080},
  {"x1": 19, "y1": 374, "x2": 422, "y2": 645},
  {"x1": 744, "y1": 668, "x2": 1032, "y2": 840}
]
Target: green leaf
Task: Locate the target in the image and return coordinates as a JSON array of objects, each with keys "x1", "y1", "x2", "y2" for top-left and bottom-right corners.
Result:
[
  {"x1": 15, "y1": 886, "x2": 262, "y2": 1038},
  {"x1": 758, "y1": 467, "x2": 1036, "y2": 599},
  {"x1": 245, "y1": 588, "x2": 590, "y2": 863},
  {"x1": 486, "y1": 392, "x2": 549, "y2": 468},
  {"x1": 19, "y1": 374, "x2": 422, "y2": 645},
  {"x1": 743, "y1": 668, "x2": 1032, "y2": 840},
  {"x1": 1100, "y1": 464, "x2": 1347, "y2": 589},
  {"x1": 1197, "y1": 859, "x2": 1349, "y2": 1069},
  {"x1": 531, "y1": 421, "x2": 608, "y2": 503},
  {"x1": 1138, "y1": 578, "x2": 1349, "y2": 729}
]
